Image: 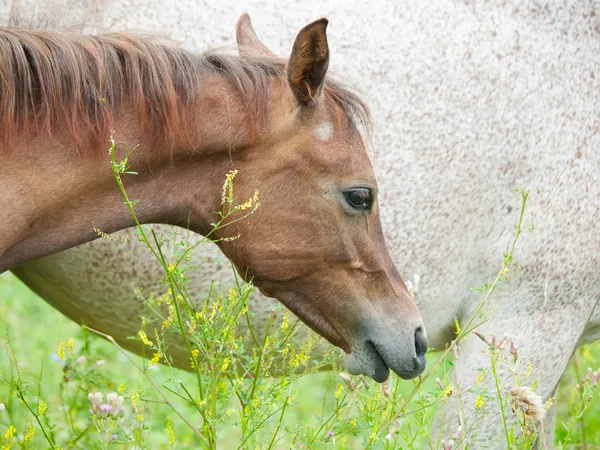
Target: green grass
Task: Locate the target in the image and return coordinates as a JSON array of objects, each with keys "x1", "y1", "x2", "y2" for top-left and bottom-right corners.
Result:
[{"x1": 1, "y1": 271, "x2": 599, "y2": 448}]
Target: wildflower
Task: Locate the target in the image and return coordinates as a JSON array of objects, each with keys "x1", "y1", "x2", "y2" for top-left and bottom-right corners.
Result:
[
  {"x1": 281, "y1": 312, "x2": 290, "y2": 331},
  {"x1": 37, "y1": 400, "x2": 47, "y2": 416},
  {"x1": 88, "y1": 392, "x2": 124, "y2": 419},
  {"x1": 474, "y1": 330, "x2": 490, "y2": 346},
  {"x1": 592, "y1": 370, "x2": 599, "y2": 387},
  {"x1": 220, "y1": 357, "x2": 230, "y2": 372},
  {"x1": 4, "y1": 425, "x2": 16, "y2": 445},
  {"x1": 222, "y1": 169, "x2": 238, "y2": 204},
  {"x1": 475, "y1": 394, "x2": 484, "y2": 409},
  {"x1": 510, "y1": 341, "x2": 519, "y2": 361},
  {"x1": 111, "y1": 434, "x2": 118, "y2": 442},
  {"x1": 150, "y1": 352, "x2": 161, "y2": 365},
  {"x1": 167, "y1": 418, "x2": 175, "y2": 445},
  {"x1": 327, "y1": 430, "x2": 334, "y2": 438},
  {"x1": 442, "y1": 384, "x2": 454, "y2": 397},
  {"x1": 495, "y1": 335, "x2": 507, "y2": 348},
  {"x1": 57, "y1": 338, "x2": 75, "y2": 361},
  {"x1": 22, "y1": 424, "x2": 35, "y2": 446},
  {"x1": 334, "y1": 384, "x2": 344, "y2": 400},
  {"x1": 190, "y1": 348, "x2": 199, "y2": 369},
  {"x1": 475, "y1": 373, "x2": 485, "y2": 385},
  {"x1": 0, "y1": 403, "x2": 4, "y2": 411},
  {"x1": 508, "y1": 385, "x2": 546, "y2": 421},
  {"x1": 585, "y1": 367, "x2": 593, "y2": 381},
  {"x1": 454, "y1": 318, "x2": 461, "y2": 335},
  {"x1": 544, "y1": 397, "x2": 554, "y2": 410},
  {"x1": 137, "y1": 330, "x2": 153, "y2": 348}
]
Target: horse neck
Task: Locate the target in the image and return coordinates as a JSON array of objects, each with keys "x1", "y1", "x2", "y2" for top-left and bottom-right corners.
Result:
[{"x1": 0, "y1": 78, "x2": 257, "y2": 272}]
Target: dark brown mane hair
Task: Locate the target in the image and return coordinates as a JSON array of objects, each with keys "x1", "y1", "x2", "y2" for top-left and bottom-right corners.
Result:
[{"x1": 0, "y1": 28, "x2": 370, "y2": 154}]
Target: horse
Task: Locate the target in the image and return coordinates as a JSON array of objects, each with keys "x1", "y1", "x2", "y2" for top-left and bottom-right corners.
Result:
[
  {"x1": 5, "y1": 1, "x2": 600, "y2": 447},
  {"x1": 0, "y1": 14, "x2": 429, "y2": 383}
]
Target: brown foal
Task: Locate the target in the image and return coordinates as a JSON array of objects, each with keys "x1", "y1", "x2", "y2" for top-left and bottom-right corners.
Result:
[{"x1": 0, "y1": 14, "x2": 427, "y2": 381}]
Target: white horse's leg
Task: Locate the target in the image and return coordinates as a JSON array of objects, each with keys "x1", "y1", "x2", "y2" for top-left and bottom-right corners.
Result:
[{"x1": 434, "y1": 279, "x2": 597, "y2": 448}]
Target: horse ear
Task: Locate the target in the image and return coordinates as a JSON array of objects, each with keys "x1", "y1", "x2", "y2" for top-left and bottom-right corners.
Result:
[
  {"x1": 287, "y1": 18, "x2": 329, "y2": 106},
  {"x1": 236, "y1": 13, "x2": 276, "y2": 57}
]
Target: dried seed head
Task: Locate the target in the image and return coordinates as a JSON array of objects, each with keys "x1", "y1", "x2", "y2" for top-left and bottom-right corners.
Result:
[{"x1": 508, "y1": 386, "x2": 546, "y2": 421}]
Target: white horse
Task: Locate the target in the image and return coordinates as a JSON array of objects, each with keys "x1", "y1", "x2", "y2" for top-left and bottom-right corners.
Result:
[{"x1": 4, "y1": 0, "x2": 599, "y2": 446}]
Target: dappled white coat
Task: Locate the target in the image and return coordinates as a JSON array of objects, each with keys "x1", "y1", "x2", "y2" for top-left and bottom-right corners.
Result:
[{"x1": 3, "y1": 0, "x2": 599, "y2": 446}]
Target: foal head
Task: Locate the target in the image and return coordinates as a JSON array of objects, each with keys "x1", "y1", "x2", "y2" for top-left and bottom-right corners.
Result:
[{"x1": 210, "y1": 15, "x2": 427, "y2": 382}]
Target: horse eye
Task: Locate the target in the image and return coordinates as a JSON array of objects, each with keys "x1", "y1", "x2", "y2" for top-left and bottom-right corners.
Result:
[{"x1": 344, "y1": 188, "x2": 373, "y2": 210}]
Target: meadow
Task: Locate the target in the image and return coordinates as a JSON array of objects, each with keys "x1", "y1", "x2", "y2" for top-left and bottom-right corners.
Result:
[
  {"x1": 1, "y1": 267, "x2": 599, "y2": 449},
  {"x1": 0, "y1": 156, "x2": 599, "y2": 449}
]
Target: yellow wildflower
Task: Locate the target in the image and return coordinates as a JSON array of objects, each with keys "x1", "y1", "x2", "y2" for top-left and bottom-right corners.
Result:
[
  {"x1": 334, "y1": 384, "x2": 344, "y2": 400},
  {"x1": 475, "y1": 395, "x2": 484, "y2": 409},
  {"x1": 150, "y1": 353, "x2": 161, "y2": 365},
  {"x1": 137, "y1": 330, "x2": 153, "y2": 348},
  {"x1": 222, "y1": 169, "x2": 238, "y2": 204},
  {"x1": 281, "y1": 312, "x2": 290, "y2": 331},
  {"x1": 454, "y1": 318, "x2": 461, "y2": 335},
  {"x1": 545, "y1": 397, "x2": 554, "y2": 410},
  {"x1": 190, "y1": 349, "x2": 199, "y2": 369},
  {"x1": 220, "y1": 358, "x2": 230, "y2": 372},
  {"x1": 117, "y1": 383, "x2": 127, "y2": 395},
  {"x1": 442, "y1": 384, "x2": 454, "y2": 397},
  {"x1": 22, "y1": 424, "x2": 35, "y2": 446},
  {"x1": 132, "y1": 393, "x2": 140, "y2": 412},
  {"x1": 56, "y1": 337, "x2": 75, "y2": 361},
  {"x1": 37, "y1": 400, "x2": 47, "y2": 416},
  {"x1": 3, "y1": 425, "x2": 16, "y2": 450},
  {"x1": 166, "y1": 418, "x2": 175, "y2": 445}
]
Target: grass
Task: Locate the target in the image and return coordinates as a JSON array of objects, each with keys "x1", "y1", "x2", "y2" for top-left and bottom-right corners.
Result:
[{"x1": 1, "y1": 270, "x2": 599, "y2": 449}]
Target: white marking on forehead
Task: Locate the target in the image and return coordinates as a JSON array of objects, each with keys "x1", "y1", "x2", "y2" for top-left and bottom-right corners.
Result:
[{"x1": 314, "y1": 122, "x2": 334, "y2": 142}]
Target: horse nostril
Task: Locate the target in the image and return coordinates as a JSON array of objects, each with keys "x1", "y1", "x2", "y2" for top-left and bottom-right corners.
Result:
[{"x1": 414, "y1": 326, "x2": 428, "y2": 357}]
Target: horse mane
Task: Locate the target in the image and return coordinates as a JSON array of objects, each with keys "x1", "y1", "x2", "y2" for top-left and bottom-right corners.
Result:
[{"x1": 0, "y1": 27, "x2": 371, "y2": 154}]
